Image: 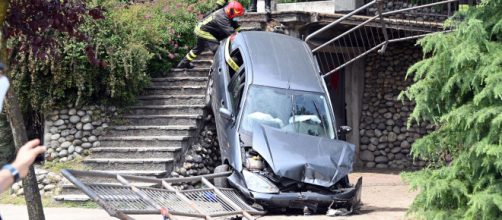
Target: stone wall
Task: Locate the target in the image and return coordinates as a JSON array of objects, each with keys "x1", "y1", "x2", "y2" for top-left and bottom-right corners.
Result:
[
  {"x1": 358, "y1": 43, "x2": 435, "y2": 169},
  {"x1": 171, "y1": 113, "x2": 221, "y2": 189},
  {"x1": 10, "y1": 168, "x2": 62, "y2": 196},
  {"x1": 43, "y1": 105, "x2": 117, "y2": 162},
  {"x1": 367, "y1": 1, "x2": 451, "y2": 22}
]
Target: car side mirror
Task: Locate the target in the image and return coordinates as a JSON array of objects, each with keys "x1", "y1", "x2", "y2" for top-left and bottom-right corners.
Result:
[
  {"x1": 219, "y1": 107, "x2": 235, "y2": 122},
  {"x1": 338, "y1": 125, "x2": 352, "y2": 134}
]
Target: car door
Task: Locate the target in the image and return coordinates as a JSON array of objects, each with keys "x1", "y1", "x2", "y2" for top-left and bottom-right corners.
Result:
[
  {"x1": 213, "y1": 38, "x2": 244, "y2": 161},
  {"x1": 225, "y1": 65, "x2": 246, "y2": 169}
]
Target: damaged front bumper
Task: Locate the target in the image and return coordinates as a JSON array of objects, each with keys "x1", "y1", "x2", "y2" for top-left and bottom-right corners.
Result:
[{"x1": 250, "y1": 177, "x2": 362, "y2": 211}]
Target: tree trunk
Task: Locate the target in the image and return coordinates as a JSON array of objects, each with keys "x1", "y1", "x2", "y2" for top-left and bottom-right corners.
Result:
[
  {"x1": 4, "y1": 90, "x2": 46, "y2": 220},
  {"x1": 0, "y1": 1, "x2": 46, "y2": 219}
]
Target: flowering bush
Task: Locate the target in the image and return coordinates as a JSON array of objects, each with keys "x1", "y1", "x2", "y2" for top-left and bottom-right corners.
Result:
[{"x1": 8, "y1": 0, "x2": 217, "y2": 113}]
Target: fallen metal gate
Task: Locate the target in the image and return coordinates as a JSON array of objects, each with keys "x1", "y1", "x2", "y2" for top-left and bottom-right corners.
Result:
[
  {"x1": 305, "y1": 0, "x2": 472, "y2": 77},
  {"x1": 61, "y1": 169, "x2": 265, "y2": 220}
]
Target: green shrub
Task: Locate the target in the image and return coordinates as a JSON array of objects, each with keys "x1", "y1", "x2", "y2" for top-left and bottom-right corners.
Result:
[
  {"x1": 400, "y1": 0, "x2": 502, "y2": 219},
  {"x1": 8, "y1": 0, "x2": 220, "y2": 113}
]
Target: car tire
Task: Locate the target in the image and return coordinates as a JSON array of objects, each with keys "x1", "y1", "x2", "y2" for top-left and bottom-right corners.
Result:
[
  {"x1": 213, "y1": 164, "x2": 229, "y2": 188},
  {"x1": 205, "y1": 77, "x2": 213, "y2": 110}
]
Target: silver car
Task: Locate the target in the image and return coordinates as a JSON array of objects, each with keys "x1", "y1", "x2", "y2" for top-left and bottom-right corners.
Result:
[{"x1": 206, "y1": 31, "x2": 362, "y2": 213}]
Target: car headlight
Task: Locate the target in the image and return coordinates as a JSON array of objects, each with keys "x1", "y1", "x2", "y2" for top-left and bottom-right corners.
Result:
[{"x1": 242, "y1": 169, "x2": 279, "y2": 193}]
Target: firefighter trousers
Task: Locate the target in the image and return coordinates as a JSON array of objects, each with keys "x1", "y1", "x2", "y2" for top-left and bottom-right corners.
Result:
[{"x1": 185, "y1": 37, "x2": 219, "y2": 62}]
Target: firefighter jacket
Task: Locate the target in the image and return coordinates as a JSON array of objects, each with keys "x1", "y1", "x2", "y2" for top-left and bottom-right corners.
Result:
[{"x1": 195, "y1": 8, "x2": 240, "y2": 42}]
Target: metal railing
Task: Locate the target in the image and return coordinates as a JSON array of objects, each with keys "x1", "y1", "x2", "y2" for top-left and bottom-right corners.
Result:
[
  {"x1": 61, "y1": 169, "x2": 264, "y2": 220},
  {"x1": 305, "y1": 0, "x2": 468, "y2": 77}
]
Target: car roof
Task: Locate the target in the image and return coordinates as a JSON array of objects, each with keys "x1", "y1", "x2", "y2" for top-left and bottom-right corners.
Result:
[{"x1": 237, "y1": 31, "x2": 324, "y2": 93}]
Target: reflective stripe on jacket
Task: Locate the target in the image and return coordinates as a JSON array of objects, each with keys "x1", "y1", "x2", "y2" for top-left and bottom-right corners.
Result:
[{"x1": 194, "y1": 9, "x2": 239, "y2": 42}]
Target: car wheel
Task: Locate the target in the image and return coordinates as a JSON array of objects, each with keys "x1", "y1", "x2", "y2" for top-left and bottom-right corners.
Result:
[
  {"x1": 213, "y1": 164, "x2": 229, "y2": 188},
  {"x1": 205, "y1": 77, "x2": 213, "y2": 109}
]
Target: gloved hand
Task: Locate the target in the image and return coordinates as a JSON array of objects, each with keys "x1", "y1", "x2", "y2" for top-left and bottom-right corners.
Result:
[{"x1": 230, "y1": 33, "x2": 238, "y2": 42}]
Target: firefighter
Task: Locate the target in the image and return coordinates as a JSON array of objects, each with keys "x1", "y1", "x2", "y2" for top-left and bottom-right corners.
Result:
[
  {"x1": 177, "y1": 1, "x2": 245, "y2": 69},
  {"x1": 249, "y1": 0, "x2": 272, "y2": 21}
]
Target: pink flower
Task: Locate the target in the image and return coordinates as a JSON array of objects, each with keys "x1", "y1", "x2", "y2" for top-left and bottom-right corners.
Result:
[{"x1": 168, "y1": 53, "x2": 175, "y2": 60}]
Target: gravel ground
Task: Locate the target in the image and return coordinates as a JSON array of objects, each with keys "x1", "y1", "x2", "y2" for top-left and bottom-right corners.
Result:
[{"x1": 0, "y1": 170, "x2": 417, "y2": 220}]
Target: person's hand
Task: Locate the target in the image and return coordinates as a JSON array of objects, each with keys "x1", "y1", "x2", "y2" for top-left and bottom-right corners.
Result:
[
  {"x1": 230, "y1": 33, "x2": 238, "y2": 42},
  {"x1": 11, "y1": 139, "x2": 46, "y2": 178}
]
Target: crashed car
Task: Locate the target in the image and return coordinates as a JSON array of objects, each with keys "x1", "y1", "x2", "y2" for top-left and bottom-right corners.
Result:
[{"x1": 206, "y1": 31, "x2": 362, "y2": 213}]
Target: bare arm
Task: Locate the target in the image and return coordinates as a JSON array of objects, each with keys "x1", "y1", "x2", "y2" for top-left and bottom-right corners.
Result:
[{"x1": 0, "y1": 139, "x2": 46, "y2": 193}]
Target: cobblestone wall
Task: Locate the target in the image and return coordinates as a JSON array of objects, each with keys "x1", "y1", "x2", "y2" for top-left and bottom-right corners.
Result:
[
  {"x1": 359, "y1": 43, "x2": 435, "y2": 169},
  {"x1": 10, "y1": 168, "x2": 62, "y2": 196},
  {"x1": 43, "y1": 105, "x2": 116, "y2": 162},
  {"x1": 367, "y1": 1, "x2": 451, "y2": 22},
  {"x1": 171, "y1": 113, "x2": 221, "y2": 189}
]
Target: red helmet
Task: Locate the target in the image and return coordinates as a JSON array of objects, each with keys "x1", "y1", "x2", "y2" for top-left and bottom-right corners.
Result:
[{"x1": 225, "y1": 1, "x2": 245, "y2": 19}]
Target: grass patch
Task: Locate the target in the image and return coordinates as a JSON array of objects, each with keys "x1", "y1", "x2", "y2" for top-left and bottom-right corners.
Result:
[
  {"x1": 0, "y1": 193, "x2": 99, "y2": 209},
  {"x1": 42, "y1": 157, "x2": 89, "y2": 174}
]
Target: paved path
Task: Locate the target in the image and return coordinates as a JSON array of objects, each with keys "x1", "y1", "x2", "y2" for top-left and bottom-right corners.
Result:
[{"x1": 0, "y1": 171, "x2": 416, "y2": 220}]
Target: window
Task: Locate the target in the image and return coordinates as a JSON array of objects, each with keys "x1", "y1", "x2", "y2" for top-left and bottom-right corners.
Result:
[
  {"x1": 228, "y1": 66, "x2": 245, "y2": 112},
  {"x1": 240, "y1": 85, "x2": 335, "y2": 139}
]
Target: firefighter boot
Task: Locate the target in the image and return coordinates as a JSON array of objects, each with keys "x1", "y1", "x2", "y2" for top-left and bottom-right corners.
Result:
[{"x1": 176, "y1": 57, "x2": 195, "y2": 69}]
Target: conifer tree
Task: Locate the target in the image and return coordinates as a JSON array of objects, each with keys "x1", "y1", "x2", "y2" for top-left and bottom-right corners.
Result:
[{"x1": 400, "y1": 0, "x2": 502, "y2": 219}]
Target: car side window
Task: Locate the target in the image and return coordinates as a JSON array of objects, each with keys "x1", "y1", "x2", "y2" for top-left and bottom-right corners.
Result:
[{"x1": 228, "y1": 65, "x2": 245, "y2": 112}]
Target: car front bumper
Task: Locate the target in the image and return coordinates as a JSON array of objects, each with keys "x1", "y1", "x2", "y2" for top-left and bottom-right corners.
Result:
[{"x1": 250, "y1": 177, "x2": 362, "y2": 211}]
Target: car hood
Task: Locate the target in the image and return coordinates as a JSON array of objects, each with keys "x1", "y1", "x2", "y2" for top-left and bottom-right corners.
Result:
[{"x1": 251, "y1": 125, "x2": 355, "y2": 188}]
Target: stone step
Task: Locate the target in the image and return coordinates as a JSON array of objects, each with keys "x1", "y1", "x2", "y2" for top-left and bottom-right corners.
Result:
[
  {"x1": 196, "y1": 51, "x2": 214, "y2": 60},
  {"x1": 84, "y1": 158, "x2": 175, "y2": 171},
  {"x1": 99, "y1": 136, "x2": 189, "y2": 148},
  {"x1": 167, "y1": 68, "x2": 210, "y2": 78},
  {"x1": 121, "y1": 114, "x2": 201, "y2": 126},
  {"x1": 137, "y1": 95, "x2": 205, "y2": 105},
  {"x1": 150, "y1": 77, "x2": 207, "y2": 87},
  {"x1": 54, "y1": 194, "x2": 90, "y2": 202},
  {"x1": 127, "y1": 105, "x2": 205, "y2": 115},
  {"x1": 104, "y1": 125, "x2": 196, "y2": 136},
  {"x1": 90, "y1": 146, "x2": 182, "y2": 159},
  {"x1": 190, "y1": 60, "x2": 213, "y2": 68},
  {"x1": 142, "y1": 85, "x2": 206, "y2": 96},
  {"x1": 93, "y1": 169, "x2": 169, "y2": 176},
  {"x1": 240, "y1": 21, "x2": 266, "y2": 30}
]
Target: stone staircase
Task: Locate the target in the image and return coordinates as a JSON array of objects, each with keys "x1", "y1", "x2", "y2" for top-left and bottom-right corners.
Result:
[
  {"x1": 55, "y1": 53, "x2": 214, "y2": 201},
  {"x1": 54, "y1": 14, "x2": 268, "y2": 201}
]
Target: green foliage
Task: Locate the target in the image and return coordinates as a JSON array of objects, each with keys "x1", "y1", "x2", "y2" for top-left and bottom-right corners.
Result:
[
  {"x1": 0, "y1": 194, "x2": 99, "y2": 208},
  {"x1": 8, "y1": 0, "x2": 218, "y2": 113},
  {"x1": 0, "y1": 113, "x2": 14, "y2": 165},
  {"x1": 42, "y1": 157, "x2": 88, "y2": 174},
  {"x1": 400, "y1": 0, "x2": 502, "y2": 219}
]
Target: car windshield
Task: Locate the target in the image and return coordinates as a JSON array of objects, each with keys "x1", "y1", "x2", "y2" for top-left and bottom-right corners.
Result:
[{"x1": 240, "y1": 86, "x2": 335, "y2": 139}]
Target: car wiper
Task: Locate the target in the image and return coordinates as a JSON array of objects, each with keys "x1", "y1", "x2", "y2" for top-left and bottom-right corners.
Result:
[{"x1": 312, "y1": 100, "x2": 328, "y2": 136}]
